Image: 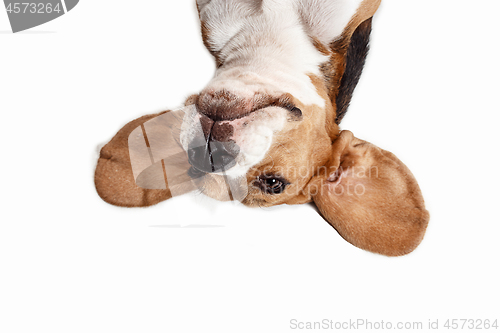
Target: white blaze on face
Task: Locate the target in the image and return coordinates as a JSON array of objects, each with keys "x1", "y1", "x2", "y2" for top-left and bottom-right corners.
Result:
[{"x1": 180, "y1": 105, "x2": 202, "y2": 152}]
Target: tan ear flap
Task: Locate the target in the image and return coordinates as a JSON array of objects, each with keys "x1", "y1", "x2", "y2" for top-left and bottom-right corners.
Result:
[
  {"x1": 309, "y1": 131, "x2": 429, "y2": 256},
  {"x1": 95, "y1": 112, "x2": 173, "y2": 207}
]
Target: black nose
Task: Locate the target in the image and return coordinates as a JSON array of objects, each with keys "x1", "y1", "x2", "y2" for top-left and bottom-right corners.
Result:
[{"x1": 188, "y1": 140, "x2": 239, "y2": 173}]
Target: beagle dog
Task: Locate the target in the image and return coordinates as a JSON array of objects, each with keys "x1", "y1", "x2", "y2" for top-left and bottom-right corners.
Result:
[{"x1": 95, "y1": 0, "x2": 429, "y2": 256}]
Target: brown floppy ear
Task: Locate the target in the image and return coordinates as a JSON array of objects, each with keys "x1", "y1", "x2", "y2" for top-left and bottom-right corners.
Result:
[
  {"x1": 94, "y1": 111, "x2": 173, "y2": 207},
  {"x1": 308, "y1": 131, "x2": 429, "y2": 256}
]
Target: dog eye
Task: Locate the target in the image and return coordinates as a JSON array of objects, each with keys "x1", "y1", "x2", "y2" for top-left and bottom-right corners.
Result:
[
  {"x1": 255, "y1": 174, "x2": 289, "y2": 194},
  {"x1": 289, "y1": 106, "x2": 302, "y2": 118}
]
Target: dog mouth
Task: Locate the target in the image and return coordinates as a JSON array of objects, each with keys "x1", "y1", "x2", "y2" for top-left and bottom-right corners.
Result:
[
  {"x1": 180, "y1": 90, "x2": 292, "y2": 182},
  {"x1": 186, "y1": 155, "x2": 250, "y2": 203},
  {"x1": 187, "y1": 140, "x2": 240, "y2": 174}
]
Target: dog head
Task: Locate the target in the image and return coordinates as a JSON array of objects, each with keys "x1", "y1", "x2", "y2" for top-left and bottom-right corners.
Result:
[
  {"x1": 180, "y1": 79, "x2": 334, "y2": 206},
  {"x1": 95, "y1": 0, "x2": 429, "y2": 256},
  {"x1": 180, "y1": 0, "x2": 373, "y2": 202}
]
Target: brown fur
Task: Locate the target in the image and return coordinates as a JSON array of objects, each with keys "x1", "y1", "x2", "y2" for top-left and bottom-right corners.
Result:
[
  {"x1": 94, "y1": 112, "x2": 172, "y2": 207},
  {"x1": 196, "y1": 90, "x2": 296, "y2": 121},
  {"x1": 200, "y1": 21, "x2": 223, "y2": 68},
  {"x1": 306, "y1": 131, "x2": 429, "y2": 256},
  {"x1": 242, "y1": 75, "x2": 338, "y2": 207}
]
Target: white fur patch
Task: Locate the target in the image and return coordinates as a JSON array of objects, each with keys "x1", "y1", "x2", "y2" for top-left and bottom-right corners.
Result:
[
  {"x1": 222, "y1": 106, "x2": 287, "y2": 177},
  {"x1": 295, "y1": 0, "x2": 363, "y2": 44}
]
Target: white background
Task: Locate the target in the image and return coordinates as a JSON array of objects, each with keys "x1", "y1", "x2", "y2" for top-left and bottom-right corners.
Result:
[{"x1": 1, "y1": 1, "x2": 499, "y2": 332}]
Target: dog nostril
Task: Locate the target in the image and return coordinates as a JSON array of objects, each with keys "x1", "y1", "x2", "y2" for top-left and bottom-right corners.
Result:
[
  {"x1": 187, "y1": 145, "x2": 213, "y2": 173},
  {"x1": 187, "y1": 166, "x2": 205, "y2": 179},
  {"x1": 209, "y1": 141, "x2": 239, "y2": 172},
  {"x1": 188, "y1": 140, "x2": 239, "y2": 173}
]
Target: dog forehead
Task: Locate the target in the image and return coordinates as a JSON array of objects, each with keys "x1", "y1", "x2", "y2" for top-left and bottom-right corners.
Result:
[
  {"x1": 198, "y1": 0, "x2": 369, "y2": 48},
  {"x1": 295, "y1": 0, "x2": 364, "y2": 44}
]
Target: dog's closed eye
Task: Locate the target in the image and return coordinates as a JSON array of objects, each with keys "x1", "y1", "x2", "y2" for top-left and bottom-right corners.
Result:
[
  {"x1": 288, "y1": 106, "x2": 302, "y2": 120},
  {"x1": 254, "y1": 174, "x2": 289, "y2": 194}
]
